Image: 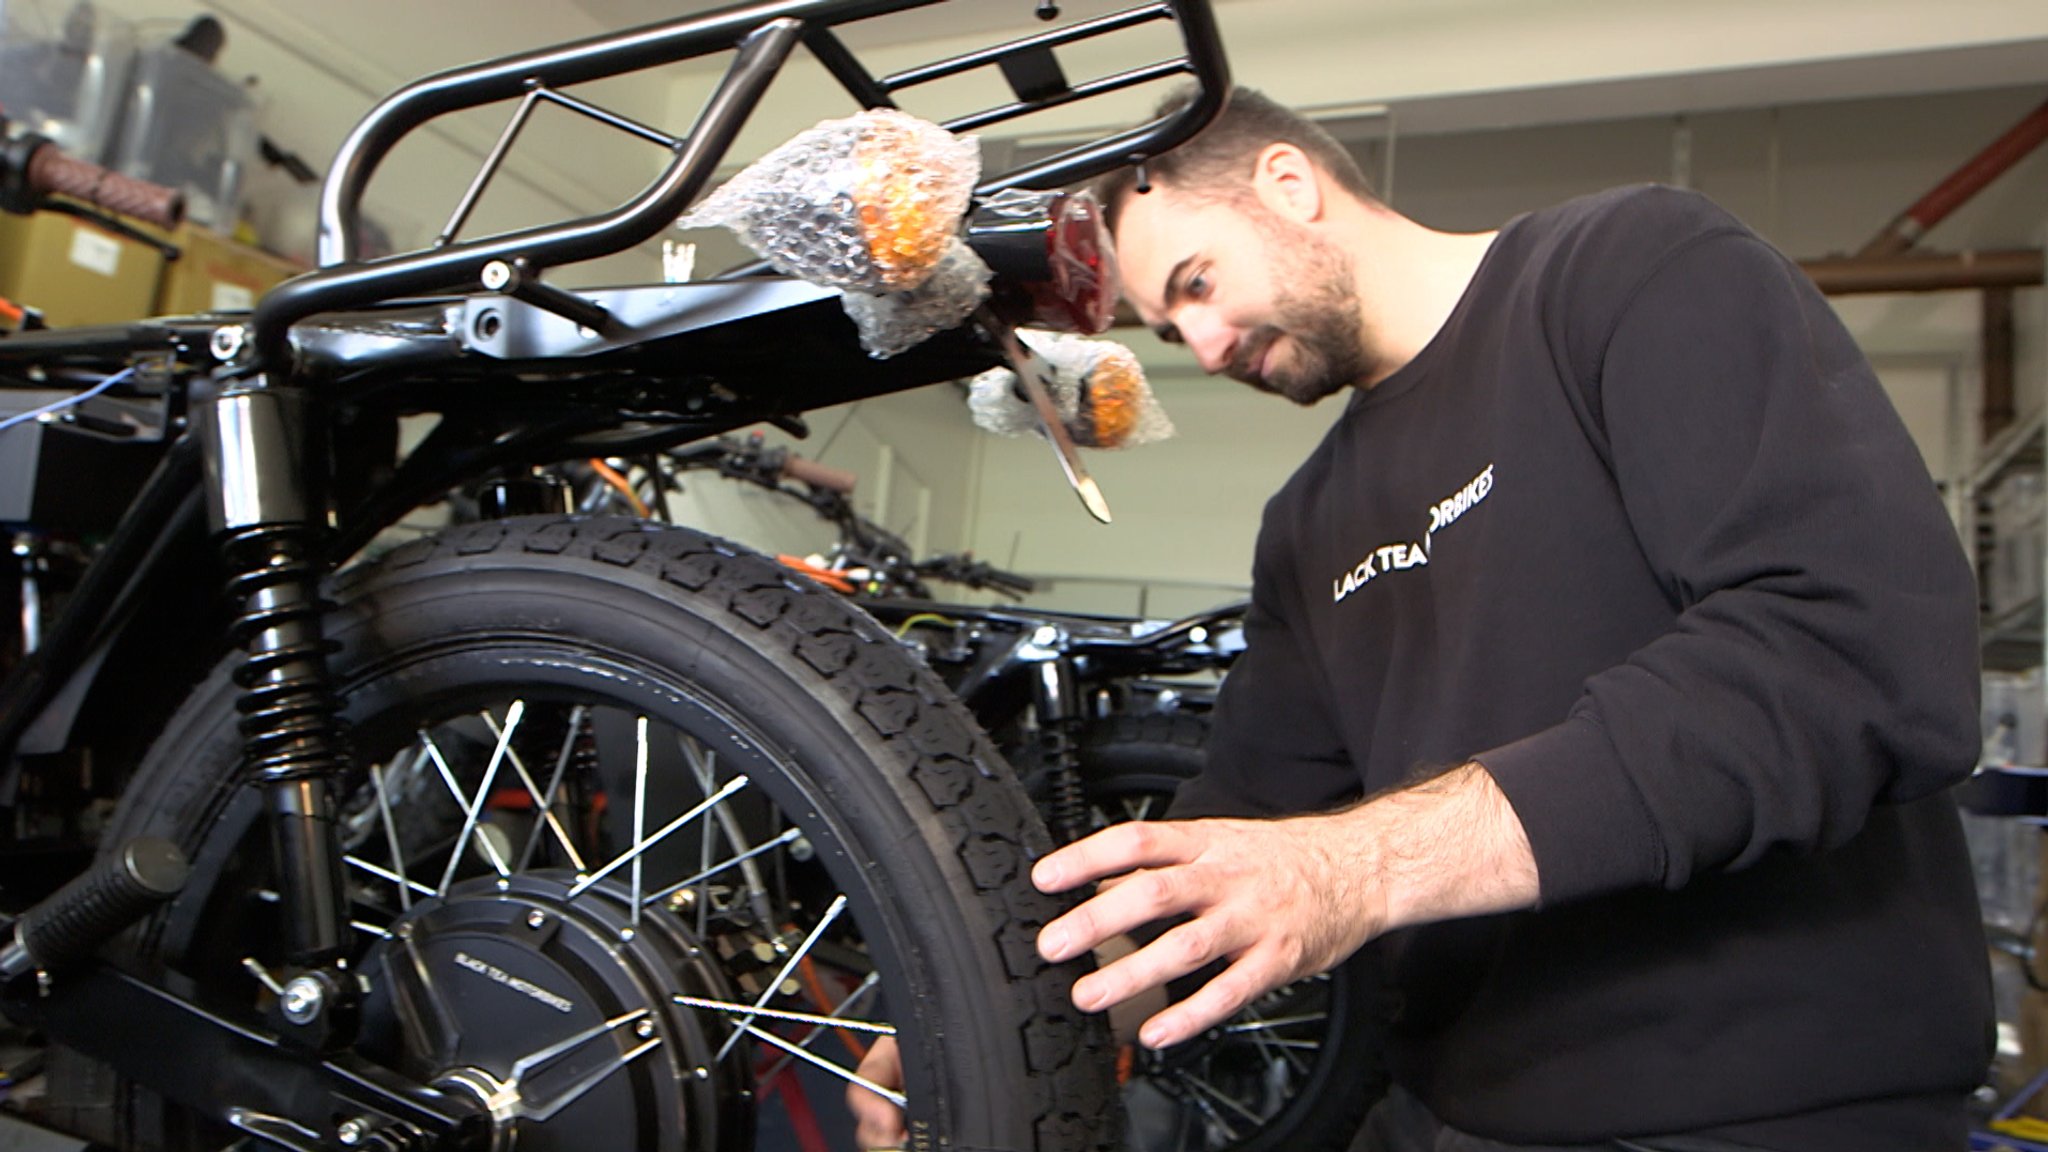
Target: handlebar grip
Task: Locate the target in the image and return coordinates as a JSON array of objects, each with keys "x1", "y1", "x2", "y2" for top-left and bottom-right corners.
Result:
[
  {"x1": 26, "y1": 144, "x2": 184, "y2": 230},
  {"x1": 781, "y1": 454, "x2": 857, "y2": 495}
]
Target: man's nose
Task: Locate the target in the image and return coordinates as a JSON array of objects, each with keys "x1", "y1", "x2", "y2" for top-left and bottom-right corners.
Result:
[{"x1": 1179, "y1": 313, "x2": 1235, "y2": 376}]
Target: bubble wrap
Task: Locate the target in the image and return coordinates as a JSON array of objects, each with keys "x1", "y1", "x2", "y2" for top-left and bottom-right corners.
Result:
[
  {"x1": 680, "y1": 108, "x2": 980, "y2": 294},
  {"x1": 681, "y1": 107, "x2": 992, "y2": 356},
  {"x1": 967, "y1": 330, "x2": 1174, "y2": 449},
  {"x1": 842, "y1": 242, "x2": 993, "y2": 358}
]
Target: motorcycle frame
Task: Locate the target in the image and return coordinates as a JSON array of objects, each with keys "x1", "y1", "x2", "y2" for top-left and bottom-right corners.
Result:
[{"x1": 0, "y1": 0, "x2": 1229, "y2": 1143}]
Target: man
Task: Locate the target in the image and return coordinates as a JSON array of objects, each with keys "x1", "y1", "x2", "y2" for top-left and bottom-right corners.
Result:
[{"x1": 855, "y1": 87, "x2": 1992, "y2": 1150}]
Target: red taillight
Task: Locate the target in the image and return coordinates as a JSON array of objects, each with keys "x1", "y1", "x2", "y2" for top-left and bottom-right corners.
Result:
[
  {"x1": 1042, "y1": 191, "x2": 1118, "y2": 334},
  {"x1": 966, "y1": 189, "x2": 1121, "y2": 334}
]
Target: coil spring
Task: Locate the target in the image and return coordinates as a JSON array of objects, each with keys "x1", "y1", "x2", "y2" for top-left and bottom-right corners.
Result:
[
  {"x1": 1042, "y1": 721, "x2": 1090, "y2": 845},
  {"x1": 223, "y1": 524, "x2": 342, "y2": 784}
]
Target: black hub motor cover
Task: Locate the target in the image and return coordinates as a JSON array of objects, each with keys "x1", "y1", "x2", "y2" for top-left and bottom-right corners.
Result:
[{"x1": 353, "y1": 871, "x2": 752, "y2": 1152}]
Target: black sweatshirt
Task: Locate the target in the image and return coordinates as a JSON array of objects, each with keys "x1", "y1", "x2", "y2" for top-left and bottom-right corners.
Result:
[{"x1": 1176, "y1": 186, "x2": 1993, "y2": 1148}]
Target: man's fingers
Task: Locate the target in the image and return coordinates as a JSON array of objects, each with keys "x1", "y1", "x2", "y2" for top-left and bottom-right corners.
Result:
[
  {"x1": 1032, "y1": 819, "x2": 1201, "y2": 894},
  {"x1": 1039, "y1": 863, "x2": 1210, "y2": 964},
  {"x1": 848, "y1": 1037, "x2": 907, "y2": 1150},
  {"x1": 1069, "y1": 911, "x2": 1240, "y2": 1014},
  {"x1": 1135, "y1": 947, "x2": 1292, "y2": 1050}
]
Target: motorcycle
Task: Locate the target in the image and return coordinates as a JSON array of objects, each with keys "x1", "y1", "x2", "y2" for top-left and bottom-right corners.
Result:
[{"x1": 0, "y1": 2, "x2": 1230, "y2": 1149}]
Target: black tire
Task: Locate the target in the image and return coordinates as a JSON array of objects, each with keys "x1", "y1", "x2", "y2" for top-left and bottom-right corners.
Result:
[
  {"x1": 65, "y1": 517, "x2": 1116, "y2": 1151},
  {"x1": 1023, "y1": 713, "x2": 1385, "y2": 1152}
]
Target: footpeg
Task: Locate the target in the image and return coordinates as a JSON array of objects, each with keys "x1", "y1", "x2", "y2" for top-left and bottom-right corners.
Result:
[{"x1": 0, "y1": 837, "x2": 190, "y2": 981}]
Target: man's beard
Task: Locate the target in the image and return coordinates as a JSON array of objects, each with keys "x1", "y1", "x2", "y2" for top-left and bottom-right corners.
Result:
[{"x1": 1232, "y1": 214, "x2": 1370, "y2": 406}]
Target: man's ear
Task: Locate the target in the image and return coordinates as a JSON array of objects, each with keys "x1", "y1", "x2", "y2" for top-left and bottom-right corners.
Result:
[{"x1": 1250, "y1": 143, "x2": 1323, "y2": 224}]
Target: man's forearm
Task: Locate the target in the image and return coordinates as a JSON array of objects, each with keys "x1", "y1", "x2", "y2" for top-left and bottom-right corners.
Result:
[{"x1": 1340, "y1": 762, "x2": 1541, "y2": 931}]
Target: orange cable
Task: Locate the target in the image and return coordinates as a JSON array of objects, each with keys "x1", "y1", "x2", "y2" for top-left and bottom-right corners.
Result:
[
  {"x1": 587, "y1": 458, "x2": 650, "y2": 518},
  {"x1": 798, "y1": 956, "x2": 869, "y2": 1063}
]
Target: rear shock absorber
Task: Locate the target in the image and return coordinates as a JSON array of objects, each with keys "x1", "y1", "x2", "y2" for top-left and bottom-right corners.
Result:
[
  {"x1": 1040, "y1": 718, "x2": 1089, "y2": 845},
  {"x1": 223, "y1": 524, "x2": 342, "y2": 784},
  {"x1": 197, "y1": 375, "x2": 351, "y2": 972},
  {"x1": 1025, "y1": 631, "x2": 1090, "y2": 844}
]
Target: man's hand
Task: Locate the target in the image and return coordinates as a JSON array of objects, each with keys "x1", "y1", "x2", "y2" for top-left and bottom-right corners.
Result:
[
  {"x1": 848, "y1": 1037, "x2": 905, "y2": 1151},
  {"x1": 1032, "y1": 762, "x2": 1539, "y2": 1048}
]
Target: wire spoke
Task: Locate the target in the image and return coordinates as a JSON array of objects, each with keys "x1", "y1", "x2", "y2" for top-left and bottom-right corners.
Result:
[
  {"x1": 714, "y1": 893, "x2": 848, "y2": 1062},
  {"x1": 346, "y1": 855, "x2": 436, "y2": 901},
  {"x1": 483, "y1": 706, "x2": 588, "y2": 875},
  {"x1": 741, "y1": 1022, "x2": 906, "y2": 1108},
  {"x1": 643, "y1": 826, "x2": 802, "y2": 908},
  {"x1": 518, "y1": 704, "x2": 590, "y2": 874},
  {"x1": 757, "y1": 967, "x2": 882, "y2": 1085},
  {"x1": 1173, "y1": 1073, "x2": 1246, "y2": 1142},
  {"x1": 673, "y1": 995, "x2": 895, "y2": 1036},
  {"x1": 1221, "y1": 1012, "x2": 1327, "y2": 1034},
  {"x1": 631, "y1": 716, "x2": 649, "y2": 927},
  {"x1": 370, "y1": 753, "x2": 420, "y2": 910},
  {"x1": 424, "y1": 709, "x2": 518, "y2": 896},
  {"x1": 1174, "y1": 1068, "x2": 1265, "y2": 1128},
  {"x1": 565, "y1": 774, "x2": 751, "y2": 900},
  {"x1": 679, "y1": 732, "x2": 777, "y2": 929}
]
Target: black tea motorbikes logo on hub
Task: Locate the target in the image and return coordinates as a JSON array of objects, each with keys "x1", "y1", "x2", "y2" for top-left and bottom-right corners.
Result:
[{"x1": 453, "y1": 949, "x2": 576, "y2": 1014}]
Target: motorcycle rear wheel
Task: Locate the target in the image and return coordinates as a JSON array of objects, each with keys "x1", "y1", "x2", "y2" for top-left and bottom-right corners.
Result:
[
  {"x1": 1025, "y1": 712, "x2": 1386, "y2": 1152},
  {"x1": 60, "y1": 516, "x2": 1116, "y2": 1151}
]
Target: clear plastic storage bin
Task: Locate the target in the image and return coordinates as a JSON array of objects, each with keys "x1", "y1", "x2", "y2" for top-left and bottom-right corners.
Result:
[
  {"x1": 108, "y1": 41, "x2": 257, "y2": 228},
  {"x1": 0, "y1": 0, "x2": 135, "y2": 161}
]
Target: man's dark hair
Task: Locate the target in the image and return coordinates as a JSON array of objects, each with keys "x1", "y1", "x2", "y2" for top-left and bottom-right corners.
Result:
[{"x1": 1092, "y1": 85, "x2": 1376, "y2": 231}]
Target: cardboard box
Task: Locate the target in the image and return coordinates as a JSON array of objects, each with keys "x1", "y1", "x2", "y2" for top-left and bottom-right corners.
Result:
[
  {"x1": 153, "y1": 222, "x2": 302, "y2": 317},
  {"x1": 0, "y1": 208, "x2": 163, "y2": 327}
]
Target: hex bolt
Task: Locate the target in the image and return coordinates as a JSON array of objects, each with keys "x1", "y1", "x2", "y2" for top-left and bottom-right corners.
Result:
[
  {"x1": 280, "y1": 975, "x2": 324, "y2": 1024},
  {"x1": 337, "y1": 1117, "x2": 369, "y2": 1147},
  {"x1": 635, "y1": 1018, "x2": 656, "y2": 1040},
  {"x1": 480, "y1": 260, "x2": 514, "y2": 292},
  {"x1": 526, "y1": 909, "x2": 547, "y2": 930},
  {"x1": 209, "y1": 325, "x2": 246, "y2": 363}
]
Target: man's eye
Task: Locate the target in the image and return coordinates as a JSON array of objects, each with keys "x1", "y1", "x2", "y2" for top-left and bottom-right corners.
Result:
[{"x1": 1186, "y1": 272, "x2": 1210, "y2": 298}]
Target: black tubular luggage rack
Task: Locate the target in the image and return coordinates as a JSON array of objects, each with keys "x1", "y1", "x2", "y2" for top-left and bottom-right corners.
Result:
[{"x1": 247, "y1": 0, "x2": 1230, "y2": 371}]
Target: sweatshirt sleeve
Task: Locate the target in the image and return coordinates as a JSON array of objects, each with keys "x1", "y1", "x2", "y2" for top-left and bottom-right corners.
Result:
[
  {"x1": 1171, "y1": 518, "x2": 1361, "y2": 820},
  {"x1": 1476, "y1": 222, "x2": 1982, "y2": 907}
]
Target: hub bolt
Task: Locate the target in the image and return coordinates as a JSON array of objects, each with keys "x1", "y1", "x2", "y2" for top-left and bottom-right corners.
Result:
[
  {"x1": 337, "y1": 1117, "x2": 368, "y2": 1146},
  {"x1": 636, "y1": 1018, "x2": 656, "y2": 1039},
  {"x1": 526, "y1": 909, "x2": 547, "y2": 930},
  {"x1": 280, "y1": 975, "x2": 325, "y2": 1024}
]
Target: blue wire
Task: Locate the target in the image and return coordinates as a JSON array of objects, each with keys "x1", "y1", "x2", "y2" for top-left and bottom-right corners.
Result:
[{"x1": 0, "y1": 367, "x2": 138, "y2": 434}]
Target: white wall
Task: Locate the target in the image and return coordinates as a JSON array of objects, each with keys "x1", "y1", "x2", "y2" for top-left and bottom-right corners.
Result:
[{"x1": 966, "y1": 359, "x2": 1341, "y2": 615}]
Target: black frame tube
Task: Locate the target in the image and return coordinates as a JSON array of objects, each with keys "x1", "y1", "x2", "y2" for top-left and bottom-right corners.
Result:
[
  {"x1": 257, "y1": 15, "x2": 812, "y2": 371},
  {"x1": 264, "y1": 0, "x2": 1225, "y2": 371}
]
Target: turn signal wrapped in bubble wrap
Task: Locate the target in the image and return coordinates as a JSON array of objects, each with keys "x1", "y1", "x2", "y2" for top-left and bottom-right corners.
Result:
[
  {"x1": 967, "y1": 331, "x2": 1174, "y2": 449},
  {"x1": 678, "y1": 108, "x2": 990, "y2": 357}
]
